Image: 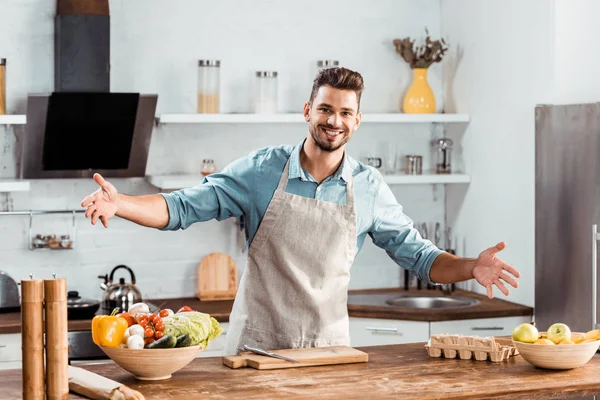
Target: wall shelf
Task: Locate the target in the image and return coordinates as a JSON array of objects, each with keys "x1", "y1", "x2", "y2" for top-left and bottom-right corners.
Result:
[
  {"x1": 0, "y1": 115, "x2": 26, "y2": 125},
  {"x1": 156, "y1": 113, "x2": 470, "y2": 124},
  {"x1": 0, "y1": 180, "x2": 30, "y2": 192},
  {"x1": 147, "y1": 173, "x2": 470, "y2": 190}
]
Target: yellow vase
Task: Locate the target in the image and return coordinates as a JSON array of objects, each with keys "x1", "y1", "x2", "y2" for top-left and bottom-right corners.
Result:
[{"x1": 402, "y1": 68, "x2": 436, "y2": 114}]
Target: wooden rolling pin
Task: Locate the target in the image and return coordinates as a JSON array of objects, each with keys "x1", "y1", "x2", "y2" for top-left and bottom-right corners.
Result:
[
  {"x1": 44, "y1": 277, "x2": 69, "y2": 400},
  {"x1": 21, "y1": 277, "x2": 45, "y2": 400},
  {"x1": 68, "y1": 366, "x2": 145, "y2": 400}
]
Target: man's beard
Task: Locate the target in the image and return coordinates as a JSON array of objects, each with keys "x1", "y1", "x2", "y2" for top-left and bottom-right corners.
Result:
[{"x1": 309, "y1": 123, "x2": 350, "y2": 152}]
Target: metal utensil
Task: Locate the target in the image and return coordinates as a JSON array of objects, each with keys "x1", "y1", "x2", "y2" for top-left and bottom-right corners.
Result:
[{"x1": 242, "y1": 345, "x2": 299, "y2": 363}]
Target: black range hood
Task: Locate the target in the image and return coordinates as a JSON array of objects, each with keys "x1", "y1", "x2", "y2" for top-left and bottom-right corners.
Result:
[{"x1": 20, "y1": 0, "x2": 157, "y2": 179}]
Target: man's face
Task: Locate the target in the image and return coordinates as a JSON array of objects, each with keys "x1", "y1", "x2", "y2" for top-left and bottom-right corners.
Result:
[{"x1": 304, "y1": 85, "x2": 361, "y2": 152}]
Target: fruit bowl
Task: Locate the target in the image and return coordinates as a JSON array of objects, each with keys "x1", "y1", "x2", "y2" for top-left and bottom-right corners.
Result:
[
  {"x1": 512, "y1": 333, "x2": 600, "y2": 370},
  {"x1": 100, "y1": 345, "x2": 203, "y2": 380}
]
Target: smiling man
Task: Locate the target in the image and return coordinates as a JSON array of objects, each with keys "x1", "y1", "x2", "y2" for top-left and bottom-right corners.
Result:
[{"x1": 80, "y1": 67, "x2": 520, "y2": 355}]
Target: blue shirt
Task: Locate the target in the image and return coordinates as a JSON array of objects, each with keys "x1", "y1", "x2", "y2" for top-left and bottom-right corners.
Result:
[{"x1": 160, "y1": 139, "x2": 444, "y2": 285}]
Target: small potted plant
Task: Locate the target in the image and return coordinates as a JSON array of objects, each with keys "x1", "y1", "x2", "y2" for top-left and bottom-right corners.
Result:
[{"x1": 393, "y1": 29, "x2": 449, "y2": 114}]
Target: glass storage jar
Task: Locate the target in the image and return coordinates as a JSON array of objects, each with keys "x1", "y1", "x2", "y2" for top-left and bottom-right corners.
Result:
[
  {"x1": 197, "y1": 60, "x2": 220, "y2": 113},
  {"x1": 253, "y1": 71, "x2": 278, "y2": 114},
  {"x1": 201, "y1": 159, "x2": 217, "y2": 176},
  {"x1": 317, "y1": 60, "x2": 339, "y2": 71},
  {"x1": 432, "y1": 138, "x2": 453, "y2": 174}
]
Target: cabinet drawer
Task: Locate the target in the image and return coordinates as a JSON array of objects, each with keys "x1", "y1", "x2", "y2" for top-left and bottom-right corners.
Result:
[
  {"x1": 0, "y1": 334, "x2": 22, "y2": 363},
  {"x1": 349, "y1": 318, "x2": 429, "y2": 347},
  {"x1": 197, "y1": 322, "x2": 229, "y2": 358},
  {"x1": 430, "y1": 316, "x2": 531, "y2": 338}
]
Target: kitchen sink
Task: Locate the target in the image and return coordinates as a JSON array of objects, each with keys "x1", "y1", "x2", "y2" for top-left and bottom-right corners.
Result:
[
  {"x1": 347, "y1": 292, "x2": 480, "y2": 309},
  {"x1": 385, "y1": 296, "x2": 479, "y2": 309}
]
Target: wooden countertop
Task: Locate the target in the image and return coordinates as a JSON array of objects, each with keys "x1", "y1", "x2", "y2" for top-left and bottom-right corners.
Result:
[
  {"x1": 0, "y1": 297, "x2": 232, "y2": 334},
  {"x1": 2, "y1": 341, "x2": 600, "y2": 399},
  {"x1": 0, "y1": 289, "x2": 532, "y2": 335}
]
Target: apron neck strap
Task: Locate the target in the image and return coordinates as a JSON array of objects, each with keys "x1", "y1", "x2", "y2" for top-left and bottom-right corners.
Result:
[{"x1": 276, "y1": 157, "x2": 355, "y2": 207}]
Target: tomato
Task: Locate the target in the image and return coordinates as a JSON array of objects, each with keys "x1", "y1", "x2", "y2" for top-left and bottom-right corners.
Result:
[
  {"x1": 177, "y1": 306, "x2": 193, "y2": 313},
  {"x1": 154, "y1": 321, "x2": 164, "y2": 332},
  {"x1": 116, "y1": 312, "x2": 136, "y2": 327},
  {"x1": 144, "y1": 327, "x2": 154, "y2": 338},
  {"x1": 150, "y1": 314, "x2": 161, "y2": 325},
  {"x1": 136, "y1": 315, "x2": 149, "y2": 327},
  {"x1": 159, "y1": 309, "x2": 171, "y2": 318},
  {"x1": 154, "y1": 331, "x2": 164, "y2": 339},
  {"x1": 145, "y1": 337, "x2": 155, "y2": 346}
]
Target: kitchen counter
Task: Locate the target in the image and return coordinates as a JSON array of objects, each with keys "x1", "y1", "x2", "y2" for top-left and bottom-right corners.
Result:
[
  {"x1": 2, "y1": 340, "x2": 599, "y2": 399},
  {"x1": 0, "y1": 289, "x2": 532, "y2": 334},
  {"x1": 0, "y1": 298, "x2": 233, "y2": 334}
]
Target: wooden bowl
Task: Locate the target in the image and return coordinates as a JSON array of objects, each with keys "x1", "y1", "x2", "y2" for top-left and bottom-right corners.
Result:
[
  {"x1": 100, "y1": 345, "x2": 203, "y2": 380},
  {"x1": 512, "y1": 332, "x2": 600, "y2": 370}
]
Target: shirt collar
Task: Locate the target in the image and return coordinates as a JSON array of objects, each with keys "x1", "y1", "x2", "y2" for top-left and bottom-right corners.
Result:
[{"x1": 288, "y1": 138, "x2": 353, "y2": 183}]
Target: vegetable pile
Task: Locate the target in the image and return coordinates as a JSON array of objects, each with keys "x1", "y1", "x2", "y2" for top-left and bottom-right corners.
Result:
[{"x1": 92, "y1": 302, "x2": 223, "y2": 350}]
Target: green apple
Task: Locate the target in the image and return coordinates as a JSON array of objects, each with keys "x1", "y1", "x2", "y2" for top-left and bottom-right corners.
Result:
[
  {"x1": 512, "y1": 323, "x2": 539, "y2": 343},
  {"x1": 547, "y1": 323, "x2": 571, "y2": 344}
]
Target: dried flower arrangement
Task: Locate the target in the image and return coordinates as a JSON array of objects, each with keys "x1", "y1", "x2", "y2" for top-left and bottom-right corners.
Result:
[{"x1": 393, "y1": 28, "x2": 449, "y2": 69}]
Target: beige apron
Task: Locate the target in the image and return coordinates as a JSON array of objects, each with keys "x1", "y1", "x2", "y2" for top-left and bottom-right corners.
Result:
[{"x1": 225, "y1": 157, "x2": 357, "y2": 355}]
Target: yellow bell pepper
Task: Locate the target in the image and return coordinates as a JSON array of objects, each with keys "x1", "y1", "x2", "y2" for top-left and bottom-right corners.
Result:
[{"x1": 92, "y1": 308, "x2": 129, "y2": 348}]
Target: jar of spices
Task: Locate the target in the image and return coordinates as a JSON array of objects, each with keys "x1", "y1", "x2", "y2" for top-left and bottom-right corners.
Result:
[
  {"x1": 253, "y1": 71, "x2": 278, "y2": 114},
  {"x1": 317, "y1": 60, "x2": 339, "y2": 71},
  {"x1": 201, "y1": 159, "x2": 217, "y2": 176},
  {"x1": 197, "y1": 60, "x2": 220, "y2": 114},
  {"x1": 0, "y1": 58, "x2": 6, "y2": 115},
  {"x1": 432, "y1": 138, "x2": 453, "y2": 174}
]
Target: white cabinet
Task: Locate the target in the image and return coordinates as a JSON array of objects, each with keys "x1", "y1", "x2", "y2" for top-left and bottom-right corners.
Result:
[
  {"x1": 349, "y1": 318, "x2": 429, "y2": 347},
  {"x1": 430, "y1": 316, "x2": 531, "y2": 338},
  {"x1": 196, "y1": 322, "x2": 229, "y2": 358},
  {"x1": 0, "y1": 333, "x2": 22, "y2": 369}
]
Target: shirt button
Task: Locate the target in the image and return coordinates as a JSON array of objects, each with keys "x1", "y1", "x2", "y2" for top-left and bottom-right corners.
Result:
[{"x1": 316, "y1": 187, "x2": 321, "y2": 192}]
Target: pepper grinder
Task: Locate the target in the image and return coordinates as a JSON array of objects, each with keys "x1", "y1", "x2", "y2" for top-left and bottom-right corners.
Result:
[
  {"x1": 44, "y1": 276, "x2": 69, "y2": 400},
  {"x1": 21, "y1": 275, "x2": 45, "y2": 400},
  {"x1": 0, "y1": 58, "x2": 6, "y2": 115}
]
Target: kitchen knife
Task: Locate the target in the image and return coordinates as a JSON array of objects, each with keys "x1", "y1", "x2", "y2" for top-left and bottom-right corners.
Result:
[{"x1": 243, "y1": 345, "x2": 299, "y2": 363}]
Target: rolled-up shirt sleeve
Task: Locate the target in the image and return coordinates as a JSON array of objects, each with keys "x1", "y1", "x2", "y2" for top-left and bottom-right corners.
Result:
[
  {"x1": 159, "y1": 155, "x2": 256, "y2": 231},
  {"x1": 368, "y1": 181, "x2": 444, "y2": 285}
]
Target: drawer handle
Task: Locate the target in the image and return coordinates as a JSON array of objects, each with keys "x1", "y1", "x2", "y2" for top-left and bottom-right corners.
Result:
[
  {"x1": 0, "y1": 345, "x2": 6, "y2": 348},
  {"x1": 471, "y1": 327, "x2": 504, "y2": 331},
  {"x1": 366, "y1": 327, "x2": 402, "y2": 335}
]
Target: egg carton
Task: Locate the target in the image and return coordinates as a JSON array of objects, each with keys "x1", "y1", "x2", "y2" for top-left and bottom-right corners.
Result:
[{"x1": 424, "y1": 333, "x2": 519, "y2": 362}]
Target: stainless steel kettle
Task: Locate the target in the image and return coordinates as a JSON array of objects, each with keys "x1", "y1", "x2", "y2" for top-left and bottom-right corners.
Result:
[{"x1": 98, "y1": 265, "x2": 143, "y2": 314}]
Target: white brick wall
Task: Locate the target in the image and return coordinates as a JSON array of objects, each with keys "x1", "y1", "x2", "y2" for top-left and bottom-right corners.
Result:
[{"x1": 0, "y1": 0, "x2": 451, "y2": 300}]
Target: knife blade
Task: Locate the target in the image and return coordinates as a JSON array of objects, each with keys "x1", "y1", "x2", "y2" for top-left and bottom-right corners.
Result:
[{"x1": 243, "y1": 344, "x2": 300, "y2": 363}]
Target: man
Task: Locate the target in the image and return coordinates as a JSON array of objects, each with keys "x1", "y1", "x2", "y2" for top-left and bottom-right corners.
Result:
[{"x1": 81, "y1": 67, "x2": 520, "y2": 355}]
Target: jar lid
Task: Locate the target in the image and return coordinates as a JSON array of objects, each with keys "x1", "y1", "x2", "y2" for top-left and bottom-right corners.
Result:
[
  {"x1": 0, "y1": 58, "x2": 5, "y2": 65},
  {"x1": 256, "y1": 71, "x2": 278, "y2": 78},
  {"x1": 317, "y1": 60, "x2": 339, "y2": 67},
  {"x1": 203, "y1": 159, "x2": 214, "y2": 163},
  {"x1": 199, "y1": 60, "x2": 220, "y2": 67}
]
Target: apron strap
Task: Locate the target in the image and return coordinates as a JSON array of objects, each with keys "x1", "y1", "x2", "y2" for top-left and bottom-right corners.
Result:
[{"x1": 275, "y1": 156, "x2": 355, "y2": 208}]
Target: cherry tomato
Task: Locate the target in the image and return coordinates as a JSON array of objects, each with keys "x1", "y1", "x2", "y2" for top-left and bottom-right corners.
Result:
[
  {"x1": 150, "y1": 314, "x2": 161, "y2": 325},
  {"x1": 116, "y1": 312, "x2": 136, "y2": 327},
  {"x1": 145, "y1": 337, "x2": 155, "y2": 346},
  {"x1": 154, "y1": 321, "x2": 164, "y2": 332},
  {"x1": 137, "y1": 315, "x2": 149, "y2": 327},
  {"x1": 177, "y1": 306, "x2": 193, "y2": 313},
  {"x1": 144, "y1": 327, "x2": 154, "y2": 338},
  {"x1": 154, "y1": 331, "x2": 164, "y2": 340},
  {"x1": 159, "y1": 309, "x2": 170, "y2": 318}
]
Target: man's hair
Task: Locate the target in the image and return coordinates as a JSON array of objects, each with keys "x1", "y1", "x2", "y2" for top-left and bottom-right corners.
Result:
[{"x1": 309, "y1": 67, "x2": 364, "y2": 110}]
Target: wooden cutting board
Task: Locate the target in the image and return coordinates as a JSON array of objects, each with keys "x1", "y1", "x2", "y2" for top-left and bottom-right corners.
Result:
[
  {"x1": 222, "y1": 346, "x2": 369, "y2": 370},
  {"x1": 197, "y1": 252, "x2": 238, "y2": 301}
]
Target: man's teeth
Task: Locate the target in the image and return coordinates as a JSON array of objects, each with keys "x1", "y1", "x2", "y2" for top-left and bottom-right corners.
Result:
[{"x1": 324, "y1": 129, "x2": 342, "y2": 136}]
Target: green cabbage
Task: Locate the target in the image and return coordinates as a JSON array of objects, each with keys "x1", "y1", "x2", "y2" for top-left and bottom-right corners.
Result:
[{"x1": 162, "y1": 311, "x2": 223, "y2": 349}]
